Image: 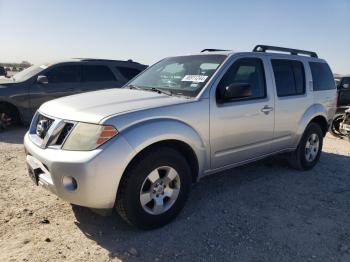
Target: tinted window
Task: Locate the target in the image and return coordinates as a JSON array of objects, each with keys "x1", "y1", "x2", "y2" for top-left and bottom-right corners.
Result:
[
  {"x1": 309, "y1": 62, "x2": 335, "y2": 91},
  {"x1": 116, "y1": 66, "x2": 141, "y2": 80},
  {"x1": 82, "y1": 65, "x2": 116, "y2": 82},
  {"x1": 46, "y1": 65, "x2": 80, "y2": 83},
  {"x1": 272, "y1": 60, "x2": 305, "y2": 97},
  {"x1": 218, "y1": 58, "x2": 266, "y2": 100}
]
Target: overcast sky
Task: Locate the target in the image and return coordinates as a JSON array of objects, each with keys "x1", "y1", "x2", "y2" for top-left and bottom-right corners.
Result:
[{"x1": 0, "y1": 0, "x2": 349, "y2": 74}]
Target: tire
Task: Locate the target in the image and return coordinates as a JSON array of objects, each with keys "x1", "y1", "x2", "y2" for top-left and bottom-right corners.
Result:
[
  {"x1": 288, "y1": 122, "x2": 323, "y2": 171},
  {"x1": 116, "y1": 147, "x2": 192, "y2": 229},
  {"x1": 0, "y1": 105, "x2": 12, "y2": 131},
  {"x1": 0, "y1": 104, "x2": 18, "y2": 131},
  {"x1": 330, "y1": 114, "x2": 346, "y2": 137}
]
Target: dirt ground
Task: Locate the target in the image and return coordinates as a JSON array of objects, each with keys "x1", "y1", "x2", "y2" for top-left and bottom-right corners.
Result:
[{"x1": 1, "y1": 127, "x2": 350, "y2": 262}]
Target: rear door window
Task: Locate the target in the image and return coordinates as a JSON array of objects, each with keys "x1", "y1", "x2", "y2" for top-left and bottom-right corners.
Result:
[
  {"x1": 271, "y1": 60, "x2": 305, "y2": 97},
  {"x1": 116, "y1": 66, "x2": 142, "y2": 80},
  {"x1": 46, "y1": 65, "x2": 80, "y2": 83},
  {"x1": 309, "y1": 62, "x2": 335, "y2": 91},
  {"x1": 82, "y1": 65, "x2": 116, "y2": 82}
]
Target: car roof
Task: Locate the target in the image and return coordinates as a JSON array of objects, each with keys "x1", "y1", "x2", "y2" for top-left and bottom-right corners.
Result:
[{"x1": 46, "y1": 58, "x2": 147, "y2": 67}]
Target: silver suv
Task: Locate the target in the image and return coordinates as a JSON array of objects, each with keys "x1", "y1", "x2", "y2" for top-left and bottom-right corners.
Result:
[{"x1": 24, "y1": 45, "x2": 337, "y2": 229}]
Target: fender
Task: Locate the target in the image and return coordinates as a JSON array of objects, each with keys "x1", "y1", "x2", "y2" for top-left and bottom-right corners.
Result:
[
  {"x1": 295, "y1": 103, "x2": 328, "y2": 144},
  {"x1": 119, "y1": 118, "x2": 208, "y2": 177}
]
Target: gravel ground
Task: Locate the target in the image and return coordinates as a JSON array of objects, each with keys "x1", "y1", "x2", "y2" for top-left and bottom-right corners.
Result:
[{"x1": 1, "y1": 127, "x2": 350, "y2": 262}]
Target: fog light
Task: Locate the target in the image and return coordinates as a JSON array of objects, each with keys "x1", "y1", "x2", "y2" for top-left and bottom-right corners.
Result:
[{"x1": 62, "y1": 176, "x2": 78, "y2": 191}]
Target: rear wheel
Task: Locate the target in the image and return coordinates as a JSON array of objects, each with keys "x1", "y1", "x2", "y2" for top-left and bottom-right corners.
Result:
[
  {"x1": 0, "y1": 105, "x2": 17, "y2": 131},
  {"x1": 116, "y1": 147, "x2": 192, "y2": 229},
  {"x1": 288, "y1": 122, "x2": 323, "y2": 170}
]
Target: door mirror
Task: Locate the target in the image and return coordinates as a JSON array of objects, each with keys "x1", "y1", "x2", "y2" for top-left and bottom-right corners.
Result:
[
  {"x1": 217, "y1": 83, "x2": 252, "y2": 103},
  {"x1": 37, "y1": 75, "x2": 48, "y2": 85}
]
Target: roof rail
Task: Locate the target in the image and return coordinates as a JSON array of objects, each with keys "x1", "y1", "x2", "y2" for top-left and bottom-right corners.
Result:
[
  {"x1": 72, "y1": 58, "x2": 138, "y2": 63},
  {"x1": 253, "y1": 45, "x2": 318, "y2": 58},
  {"x1": 201, "y1": 49, "x2": 230, "y2": 53}
]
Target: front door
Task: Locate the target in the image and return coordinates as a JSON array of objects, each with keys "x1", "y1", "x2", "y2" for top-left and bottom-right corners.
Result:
[
  {"x1": 29, "y1": 64, "x2": 82, "y2": 114},
  {"x1": 210, "y1": 57, "x2": 275, "y2": 169}
]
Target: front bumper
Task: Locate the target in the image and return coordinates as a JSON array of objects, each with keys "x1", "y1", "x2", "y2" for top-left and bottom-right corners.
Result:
[{"x1": 24, "y1": 132, "x2": 135, "y2": 209}]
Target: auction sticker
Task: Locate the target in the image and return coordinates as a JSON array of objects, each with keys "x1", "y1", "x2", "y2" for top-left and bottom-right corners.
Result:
[{"x1": 181, "y1": 75, "x2": 208, "y2": 82}]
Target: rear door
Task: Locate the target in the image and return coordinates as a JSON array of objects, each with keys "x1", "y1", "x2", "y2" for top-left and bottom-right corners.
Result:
[
  {"x1": 29, "y1": 64, "x2": 82, "y2": 114},
  {"x1": 210, "y1": 56, "x2": 275, "y2": 169},
  {"x1": 270, "y1": 59, "x2": 313, "y2": 150},
  {"x1": 81, "y1": 64, "x2": 122, "y2": 92}
]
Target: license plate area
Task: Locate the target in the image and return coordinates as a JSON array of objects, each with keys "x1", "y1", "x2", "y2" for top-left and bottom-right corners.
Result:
[
  {"x1": 27, "y1": 163, "x2": 40, "y2": 185},
  {"x1": 26, "y1": 155, "x2": 45, "y2": 186}
]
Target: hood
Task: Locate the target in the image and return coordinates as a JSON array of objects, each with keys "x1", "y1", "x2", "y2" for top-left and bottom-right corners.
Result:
[{"x1": 39, "y1": 88, "x2": 189, "y2": 123}]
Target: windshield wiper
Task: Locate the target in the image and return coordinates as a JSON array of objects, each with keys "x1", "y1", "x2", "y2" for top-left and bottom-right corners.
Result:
[
  {"x1": 149, "y1": 87, "x2": 172, "y2": 96},
  {"x1": 127, "y1": 84, "x2": 143, "y2": 90}
]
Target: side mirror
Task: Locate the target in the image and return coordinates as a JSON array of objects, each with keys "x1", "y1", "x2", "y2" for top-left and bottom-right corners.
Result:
[
  {"x1": 217, "y1": 83, "x2": 252, "y2": 103},
  {"x1": 37, "y1": 75, "x2": 48, "y2": 85}
]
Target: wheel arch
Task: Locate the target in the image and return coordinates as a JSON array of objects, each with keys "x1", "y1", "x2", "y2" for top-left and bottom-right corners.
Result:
[
  {"x1": 296, "y1": 104, "x2": 329, "y2": 143},
  {"x1": 118, "y1": 118, "x2": 208, "y2": 183},
  {"x1": 0, "y1": 100, "x2": 22, "y2": 123},
  {"x1": 122, "y1": 139, "x2": 200, "y2": 184}
]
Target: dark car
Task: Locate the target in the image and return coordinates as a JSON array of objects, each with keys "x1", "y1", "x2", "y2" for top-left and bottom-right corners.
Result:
[
  {"x1": 330, "y1": 75, "x2": 350, "y2": 135},
  {"x1": 0, "y1": 58, "x2": 147, "y2": 129}
]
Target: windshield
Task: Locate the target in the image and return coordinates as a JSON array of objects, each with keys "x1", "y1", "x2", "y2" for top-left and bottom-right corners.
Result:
[
  {"x1": 128, "y1": 55, "x2": 227, "y2": 97},
  {"x1": 13, "y1": 64, "x2": 48, "y2": 81}
]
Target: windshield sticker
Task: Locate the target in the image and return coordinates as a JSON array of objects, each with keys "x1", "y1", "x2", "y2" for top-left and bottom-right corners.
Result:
[
  {"x1": 40, "y1": 65, "x2": 48, "y2": 69},
  {"x1": 181, "y1": 75, "x2": 208, "y2": 82}
]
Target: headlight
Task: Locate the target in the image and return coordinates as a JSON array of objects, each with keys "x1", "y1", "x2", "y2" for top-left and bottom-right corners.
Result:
[{"x1": 62, "y1": 123, "x2": 118, "y2": 151}]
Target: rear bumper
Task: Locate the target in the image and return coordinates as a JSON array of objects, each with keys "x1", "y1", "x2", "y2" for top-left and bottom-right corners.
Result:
[{"x1": 24, "y1": 132, "x2": 135, "y2": 209}]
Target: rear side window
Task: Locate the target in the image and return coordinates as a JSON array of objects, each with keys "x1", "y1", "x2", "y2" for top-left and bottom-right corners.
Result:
[
  {"x1": 116, "y1": 66, "x2": 142, "y2": 80},
  {"x1": 309, "y1": 62, "x2": 335, "y2": 91},
  {"x1": 218, "y1": 58, "x2": 266, "y2": 100},
  {"x1": 82, "y1": 65, "x2": 116, "y2": 82},
  {"x1": 272, "y1": 60, "x2": 305, "y2": 97},
  {"x1": 46, "y1": 65, "x2": 80, "y2": 83}
]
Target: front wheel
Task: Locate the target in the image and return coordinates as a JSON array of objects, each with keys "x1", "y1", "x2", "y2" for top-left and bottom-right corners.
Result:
[
  {"x1": 115, "y1": 147, "x2": 192, "y2": 229},
  {"x1": 288, "y1": 122, "x2": 323, "y2": 170}
]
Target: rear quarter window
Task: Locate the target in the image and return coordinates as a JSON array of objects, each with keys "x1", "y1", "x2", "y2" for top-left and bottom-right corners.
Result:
[
  {"x1": 309, "y1": 62, "x2": 335, "y2": 91},
  {"x1": 116, "y1": 66, "x2": 142, "y2": 80}
]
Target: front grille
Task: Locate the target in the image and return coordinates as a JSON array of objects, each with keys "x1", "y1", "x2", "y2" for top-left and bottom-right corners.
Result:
[
  {"x1": 35, "y1": 114, "x2": 54, "y2": 139},
  {"x1": 54, "y1": 123, "x2": 74, "y2": 146},
  {"x1": 29, "y1": 112, "x2": 76, "y2": 149}
]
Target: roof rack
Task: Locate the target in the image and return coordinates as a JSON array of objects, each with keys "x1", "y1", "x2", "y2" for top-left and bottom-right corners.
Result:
[
  {"x1": 201, "y1": 49, "x2": 230, "y2": 53},
  {"x1": 253, "y1": 45, "x2": 318, "y2": 58}
]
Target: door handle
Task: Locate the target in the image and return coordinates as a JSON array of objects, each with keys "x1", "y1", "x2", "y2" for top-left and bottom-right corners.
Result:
[{"x1": 261, "y1": 105, "x2": 273, "y2": 114}]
